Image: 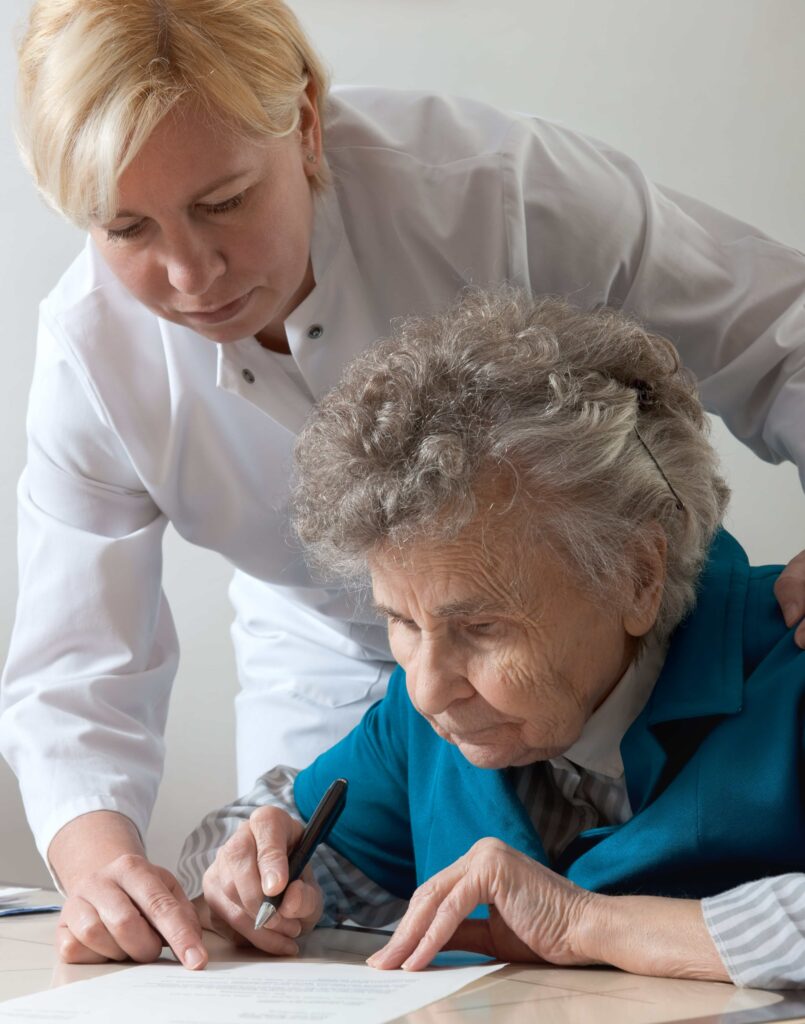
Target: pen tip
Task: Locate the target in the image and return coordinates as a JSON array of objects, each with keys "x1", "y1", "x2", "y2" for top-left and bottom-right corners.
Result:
[{"x1": 254, "y1": 903, "x2": 276, "y2": 930}]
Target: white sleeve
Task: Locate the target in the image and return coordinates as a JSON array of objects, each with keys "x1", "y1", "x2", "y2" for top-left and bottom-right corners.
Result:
[
  {"x1": 178, "y1": 766, "x2": 406, "y2": 929},
  {"x1": 0, "y1": 311, "x2": 178, "y2": 866},
  {"x1": 702, "y1": 875, "x2": 805, "y2": 988},
  {"x1": 506, "y1": 117, "x2": 805, "y2": 481}
]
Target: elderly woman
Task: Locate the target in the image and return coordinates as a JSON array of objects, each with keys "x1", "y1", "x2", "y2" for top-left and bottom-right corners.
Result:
[
  {"x1": 4, "y1": 0, "x2": 805, "y2": 971},
  {"x1": 180, "y1": 292, "x2": 805, "y2": 988}
]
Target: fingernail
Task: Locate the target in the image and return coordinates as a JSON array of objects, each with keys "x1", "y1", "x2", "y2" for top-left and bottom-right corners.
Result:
[
  {"x1": 262, "y1": 871, "x2": 279, "y2": 893},
  {"x1": 784, "y1": 604, "x2": 799, "y2": 626},
  {"x1": 184, "y1": 947, "x2": 205, "y2": 970}
]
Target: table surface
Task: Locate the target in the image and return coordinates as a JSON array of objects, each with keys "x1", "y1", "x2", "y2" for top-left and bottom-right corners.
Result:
[{"x1": 2, "y1": 886, "x2": 804, "y2": 1024}]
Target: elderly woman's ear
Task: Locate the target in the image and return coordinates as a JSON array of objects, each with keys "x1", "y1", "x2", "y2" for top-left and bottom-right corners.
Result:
[{"x1": 622, "y1": 527, "x2": 667, "y2": 639}]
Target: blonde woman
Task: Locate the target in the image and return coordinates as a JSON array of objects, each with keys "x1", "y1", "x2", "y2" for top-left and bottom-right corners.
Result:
[{"x1": 2, "y1": 0, "x2": 805, "y2": 971}]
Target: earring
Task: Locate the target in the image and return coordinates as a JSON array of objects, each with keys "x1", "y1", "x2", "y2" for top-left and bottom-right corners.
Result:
[{"x1": 306, "y1": 153, "x2": 316, "y2": 163}]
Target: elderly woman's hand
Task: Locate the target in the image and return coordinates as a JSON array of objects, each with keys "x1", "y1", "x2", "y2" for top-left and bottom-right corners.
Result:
[
  {"x1": 366, "y1": 837, "x2": 728, "y2": 982},
  {"x1": 775, "y1": 549, "x2": 805, "y2": 648},
  {"x1": 199, "y1": 806, "x2": 323, "y2": 956},
  {"x1": 367, "y1": 838, "x2": 599, "y2": 971}
]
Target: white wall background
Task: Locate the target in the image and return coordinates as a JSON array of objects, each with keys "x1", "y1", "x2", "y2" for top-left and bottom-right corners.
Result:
[{"x1": 1, "y1": 0, "x2": 803, "y2": 885}]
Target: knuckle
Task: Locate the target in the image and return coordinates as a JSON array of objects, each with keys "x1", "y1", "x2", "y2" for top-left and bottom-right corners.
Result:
[
  {"x1": 409, "y1": 882, "x2": 434, "y2": 904},
  {"x1": 74, "y1": 916, "x2": 107, "y2": 945},
  {"x1": 220, "y1": 877, "x2": 242, "y2": 907},
  {"x1": 469, "y1": 837, "x2": 509, "y2": 876},
  {"x1": 473, "y1": 836, "x2": 505, "y2": 854},
  {"x1": 774, "y1": 576, "x2": 795, "y2": 597},
  {"x1": 143, "y1": 889, "x2": 179, "y2": 920},
  {"x1": 114, "y1": 853, "x2": 147, "y2": 875},
  {"x1": 225, "y1": 826, "x2": 252, "y2": 856},
  {"x1": 108, "y1": 908, "x2": 142, "y2": 935},
  {"x1": 58, "y1": 932, "x2": 85, "y2": 961},
  {"x1": 250, "y1": 805, "x2": 279, "y2": 825}
]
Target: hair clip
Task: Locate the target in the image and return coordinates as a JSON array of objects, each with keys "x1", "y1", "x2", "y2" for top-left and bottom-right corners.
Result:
[
  {"x1": 633, "y1": 426, "x2": 686, "y2": 512},
  {"x1": 631, "y1": 379, "x2": 655, "y2": 411}
]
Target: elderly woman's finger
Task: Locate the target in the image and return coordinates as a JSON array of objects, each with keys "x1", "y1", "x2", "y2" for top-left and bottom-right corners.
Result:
[
  {"x1": 399, "y1": 874, "x2": 484, "y2": 971},
  {"x1": 216, "y1": 821, "x2": 266, "y2": 919},
  {"x1": 207, "y1": 887, "x2": 300, "y2": 955},
  {"x1": 275, "y1": 874, "x2": 322, "y2": 925},
  {"x1": 249, "y1": 806, "x2": 303, "y2": 896},
  {"x1": 368, "y1": 863, "x2": 465, "y2": 970}
]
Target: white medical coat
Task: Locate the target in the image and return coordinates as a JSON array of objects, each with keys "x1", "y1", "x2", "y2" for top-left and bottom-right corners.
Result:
[{"x1": 2, "y1": 86, "x2": 805, "y2": 860}]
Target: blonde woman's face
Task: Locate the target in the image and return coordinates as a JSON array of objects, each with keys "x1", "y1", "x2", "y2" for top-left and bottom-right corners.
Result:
[{"x1": 88, "y1": 97, "x2": 321, "y2": 350}]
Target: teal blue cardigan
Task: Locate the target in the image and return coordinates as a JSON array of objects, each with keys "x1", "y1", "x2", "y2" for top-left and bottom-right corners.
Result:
[{"x1": 295, "y1": 530, "x2": 805, "y2": 900}]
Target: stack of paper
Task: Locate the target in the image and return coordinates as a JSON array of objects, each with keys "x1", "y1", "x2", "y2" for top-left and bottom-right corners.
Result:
[
  {"x1": 0, "y1": 885, "x2": 60, "y2": 918},
  {"x1": 0, "y1": 886, "x2": 40, "y2": 907}
]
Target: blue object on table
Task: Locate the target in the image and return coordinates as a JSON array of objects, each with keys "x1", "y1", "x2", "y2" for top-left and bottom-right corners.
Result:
[{"x1": 0, "y1": 905, "x2": 61, "y2": 917}]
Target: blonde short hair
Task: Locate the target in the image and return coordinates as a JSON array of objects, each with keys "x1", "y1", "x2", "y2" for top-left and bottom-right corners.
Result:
[
  {"x1": 293, "y1": 288, "x2": 730, "y2": 642},
  {"x1": 16, "y1": 0, "x2": 330, "y2": 226}
]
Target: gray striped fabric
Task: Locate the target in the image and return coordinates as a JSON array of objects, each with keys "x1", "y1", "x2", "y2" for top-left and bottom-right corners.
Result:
[
  {"x1": 177, "y1": 762, "x2": 805, "y2": 988},
  {"x1": 512, "y1": 759, "x2": 632, "y2": 859},
  {"x1": 702, "y1": 875, "x2": 805, "y2": 988},
  {"x1": 177, "y1": 765, "x2": 408, "y2": 929}
]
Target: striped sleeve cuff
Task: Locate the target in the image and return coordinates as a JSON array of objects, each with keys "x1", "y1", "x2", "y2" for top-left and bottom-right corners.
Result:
[
  {"x1": 176, "y1": 765, "x2": 406, "y2": 930},
  {"x1": 176, "y1": 765, "x2": 302, "y2": 899},
  {"x1": 702, "y1": 874, "x2": 805, "y2": 989}
]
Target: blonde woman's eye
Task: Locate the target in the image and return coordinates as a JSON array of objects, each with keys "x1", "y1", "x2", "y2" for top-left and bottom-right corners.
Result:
[
  {"x1": 203, "y1": 192, "x2": 246, "y2": 215},
  {"x1": 106, "y1": 221, "x2": 145, "y2": 242}
]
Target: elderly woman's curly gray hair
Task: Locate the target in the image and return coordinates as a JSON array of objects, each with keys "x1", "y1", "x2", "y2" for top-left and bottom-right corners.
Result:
[{"x1": 292, "y1": 288, "x2": 730, "y2": 641}]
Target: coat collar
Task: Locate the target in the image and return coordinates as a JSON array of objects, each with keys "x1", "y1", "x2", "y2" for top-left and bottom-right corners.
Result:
[
  {"x1": 645, "y1": 529, "x2": 747, "y2": 725},
  {"x1": 621, "y1": 528, "x2": 749, "y2": 812}
]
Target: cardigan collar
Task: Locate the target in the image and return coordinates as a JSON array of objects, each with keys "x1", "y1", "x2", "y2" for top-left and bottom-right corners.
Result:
[
  {"x1": 620, "y1": 528, "x2": 749, "y2": 814},
  {"x1": 644, "y1": 528, "x2": 747, "y2": 725}
]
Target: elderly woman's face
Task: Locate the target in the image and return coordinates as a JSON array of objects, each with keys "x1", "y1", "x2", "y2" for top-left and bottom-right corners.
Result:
[
  {"x1": 371, "y1": 515, "x2": 659, "y2": 770},
  {"x1": 88, "y1": 92, "x2": 320, "y2": 350}
]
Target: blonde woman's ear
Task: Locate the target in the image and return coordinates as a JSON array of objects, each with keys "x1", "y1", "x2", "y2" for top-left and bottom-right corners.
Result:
[{"x1": 299, "y1": 79, "x2": 322, "y2": 175}]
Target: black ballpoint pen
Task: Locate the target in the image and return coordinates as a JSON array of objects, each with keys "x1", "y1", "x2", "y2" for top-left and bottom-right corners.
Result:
[{"x1": 254, "y1": 777, "x2": 348, "y2": 929}]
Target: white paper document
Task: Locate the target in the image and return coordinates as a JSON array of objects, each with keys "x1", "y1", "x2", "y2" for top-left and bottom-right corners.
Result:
[
  {"x1": 0, "y1": 959, "x2": 504, "y2": 1024},
  {"x1": 0, "y1": 885, "x2": 40, "y2": 907}
]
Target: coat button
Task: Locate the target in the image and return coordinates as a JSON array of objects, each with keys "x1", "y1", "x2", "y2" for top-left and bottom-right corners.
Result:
[
  {"x1": 242, "y1": 368, "x2": 255, "y2": 384},
  {"x1": 307, "y1": 324, "x2": 324, "y2": 339}
]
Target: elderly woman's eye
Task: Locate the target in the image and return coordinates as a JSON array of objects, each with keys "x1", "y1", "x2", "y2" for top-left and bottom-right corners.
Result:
[
  {"x1": 387, "y1": 614, "x2": 418, "y2": 631},
  {"x1": 466, "y1": 622, "x2": 497, "y2": 635}
]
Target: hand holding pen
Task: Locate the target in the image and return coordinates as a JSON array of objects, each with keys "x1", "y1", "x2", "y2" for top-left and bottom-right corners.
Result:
[
  {"x1": 198, "y1": 779, "x2": 348, "y2": 956},
  {"x1": 254, "y1": 778, "x2": 348, "y2": 928}
]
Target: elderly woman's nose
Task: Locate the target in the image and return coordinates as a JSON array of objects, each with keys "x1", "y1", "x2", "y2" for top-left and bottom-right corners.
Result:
[
  {"x1": 163, "y1": 231, "x2": 226, "y2": 297},
  {"x1": 409, "y1": 640, "x2": 469, "y2": 714}
]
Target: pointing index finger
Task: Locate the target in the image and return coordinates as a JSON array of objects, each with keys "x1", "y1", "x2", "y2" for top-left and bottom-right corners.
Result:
[{"x1": 111, "y1": 859, "x2": 208, "y2": 970}]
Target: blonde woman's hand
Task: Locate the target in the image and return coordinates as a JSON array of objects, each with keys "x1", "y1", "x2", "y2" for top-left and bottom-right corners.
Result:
[
  {"x1": 775, "y1": 548, "x2": 805, "y2": 648},
  {"x1": 50, "y1": 811, "x2": 207, "y2": 970}
]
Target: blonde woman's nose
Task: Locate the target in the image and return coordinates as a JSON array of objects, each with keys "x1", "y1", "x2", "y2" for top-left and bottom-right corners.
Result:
[{"x1": 163, "y1": 231, "x2": 226, "y2": 297}]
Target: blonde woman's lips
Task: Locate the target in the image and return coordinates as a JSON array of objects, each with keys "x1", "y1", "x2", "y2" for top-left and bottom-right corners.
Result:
[{"x1": 180, "y1": 289, "x2": 254, "y2": 325}]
